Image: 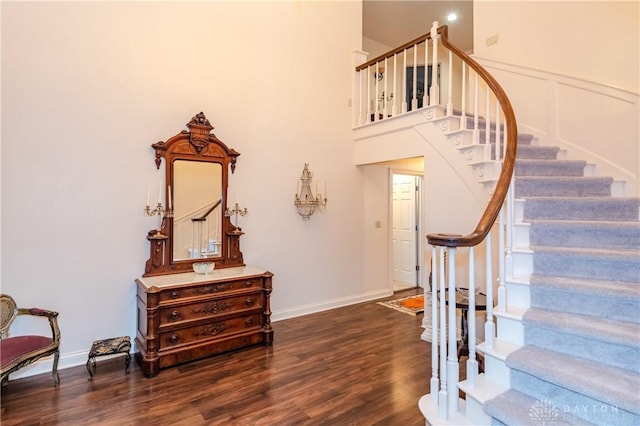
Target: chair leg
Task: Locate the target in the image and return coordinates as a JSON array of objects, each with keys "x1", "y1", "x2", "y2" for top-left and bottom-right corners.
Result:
[{"x1": 52, "y1": 350, "x2": 60, "y2": 387}]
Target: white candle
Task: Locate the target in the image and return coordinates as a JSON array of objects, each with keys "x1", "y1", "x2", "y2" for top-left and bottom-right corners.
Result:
[
  {"x1": 158, "y1": 184, "x2": 162, "y2": 205},
  {"x1": 146, "y1": 184, "x2": 150, "y2": 207},
  {"x1": 324, "y1": 180, "x2": 327, "y2": 198},
  {"x1": 168, "y1": 185, "x2": 172, "y2": 211}
]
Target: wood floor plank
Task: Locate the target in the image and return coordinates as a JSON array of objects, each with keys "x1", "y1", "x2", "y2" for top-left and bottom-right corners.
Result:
[{"x1": 1, "y1": 290, "x2": 433, "y2": 425}]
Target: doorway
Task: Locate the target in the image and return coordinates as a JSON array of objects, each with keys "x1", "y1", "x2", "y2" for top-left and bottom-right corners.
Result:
[{"x1": 391, "y1": 172, "x2": 423, "y2": 292}]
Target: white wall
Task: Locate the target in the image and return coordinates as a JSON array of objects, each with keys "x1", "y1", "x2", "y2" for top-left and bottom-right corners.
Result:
[
  {"x1": 473, "y1": 1, "x2": 639, "y2": 93},
  {"x1": 1, "y1": 1, "x2": 371, "y2": 376},
  {"x1": 473, "y1": 1, "x2": 639, "y2": 194}
]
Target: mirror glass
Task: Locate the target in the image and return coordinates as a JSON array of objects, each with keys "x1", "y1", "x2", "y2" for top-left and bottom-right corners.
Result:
[{"x1": 172, "y1": 160, "x2": 223, "y2": 261}]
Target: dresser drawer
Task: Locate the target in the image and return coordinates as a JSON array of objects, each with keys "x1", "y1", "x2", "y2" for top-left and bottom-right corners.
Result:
[
  {"x1": 159, "y1": 313, "x2": 262, "y2": 348},
  {"x1": 159, "y1": 278, "x2": 263, "y2": 302},
  {"x1": 159, "y1": 293, "x2": 262, "y2": 325}
]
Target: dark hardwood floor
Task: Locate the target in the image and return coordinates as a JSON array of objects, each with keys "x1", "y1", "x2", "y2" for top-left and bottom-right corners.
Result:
[{"x1": 1, "y1": 289, "x2": 434, "y2": 426}]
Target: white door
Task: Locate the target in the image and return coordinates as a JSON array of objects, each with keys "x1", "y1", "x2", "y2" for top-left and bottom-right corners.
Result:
[{"x1": 392, "y1": 174, "x2": 418, "y2": 286}]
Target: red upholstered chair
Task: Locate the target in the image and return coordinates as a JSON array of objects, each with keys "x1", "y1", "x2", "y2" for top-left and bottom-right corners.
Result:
[{"x1": 0, "y1": 294, "x2": 61, "y2": 387}]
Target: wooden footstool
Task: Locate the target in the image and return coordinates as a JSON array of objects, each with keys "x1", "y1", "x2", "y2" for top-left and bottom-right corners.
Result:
[{"x1": 86, "y1": 336, "x2": 131, "y2": 381}]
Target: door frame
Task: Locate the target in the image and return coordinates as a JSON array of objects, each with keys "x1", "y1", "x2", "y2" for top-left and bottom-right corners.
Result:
[{"x1": 388, "y1": 168, "x2": 426, "y2": 291}]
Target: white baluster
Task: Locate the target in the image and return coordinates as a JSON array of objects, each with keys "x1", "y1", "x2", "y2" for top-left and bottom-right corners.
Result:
[
  {"x1": 438, "y1": 247, "x2": 448, "y2": 419},
  {"x1": 498, "y1": 207, "x2": 506, "y2": 311},
  {"x1": 423, "y1": 38, "x2": 428, "y2": 107},
  {"x1": 461, "y1": 63, "x2": 467, "y2": 129},
  {"x1": 375, "y1": 62, "x2": 380, "y2": 121},
  {"x1": 473, "y1": 73, "x2": 479, "y2": 144},
  {"x1": 447, "y1": 50, "x2": 453, "y2": 116},
  {"x1": 367, "y1": 65, "x2": 373, "y2": 123},
  {"x1": 392, "y1": 53, "x2": 398, "y2": 116},
  {"x1": 485, "y1": 86, "x2": 491, "y2": 152},
  {"x1": 430, "y1": 246, "x2": 439, "y2": 405},
  {"x1": 495, "y1": 103, "x2": 502, "y2": 160},
  {"x1": 485, "y1": 233, "x2": 495, "y2": 348},
  {"x1": 412, "y1": 45, "x2": 418, "y2": 111},
  {"x1": 467, "y1": 247, "x2": 478, "y2": 386},
  {"x1": 402, "y1": 49, "x2": 408, "y2": 114},
  {"x1": 447, "y1": 248, "x2": 459, "y2": 415},
  {"x1": 506, "y1": 174, "x2": 515, "y2": 279},
  {"x1": 430, "y1": 22, "x2": 440, "y2": 106},
  {"x1": 383, "y1": 57, "x2": 388, "y2": 119}
]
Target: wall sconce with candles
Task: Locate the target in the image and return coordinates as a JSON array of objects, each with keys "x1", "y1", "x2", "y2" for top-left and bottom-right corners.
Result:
[
  {"x1": 144, "y1": 183, "x2": 173, "y2": 237},
  {"x1": 294, "y1": 163, "x2": 327, "y2": 220},
  {"x1": 225, "y1": 201, "x2": 248, "y2": 233}
]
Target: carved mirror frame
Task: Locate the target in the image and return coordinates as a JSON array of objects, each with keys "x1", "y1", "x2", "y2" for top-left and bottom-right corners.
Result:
[{"x1": 143, "y1": 112, "x2": 244, "y2": 277}]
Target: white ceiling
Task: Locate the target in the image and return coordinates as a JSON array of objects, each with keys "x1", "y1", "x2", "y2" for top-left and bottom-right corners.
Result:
[{"x1": 363, "y1": 0, "x2": 474, "y2": 52}]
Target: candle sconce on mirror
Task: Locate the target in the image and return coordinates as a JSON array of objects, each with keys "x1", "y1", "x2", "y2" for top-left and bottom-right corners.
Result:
[
  {"x1": 144, "y1": 183, "x2": 173, "y2": 238},
  {"x1": 225, "y1": 201, "x2": 248, "y2": 234},
  {"x1": 294, "y1": 163, "x2": 327, "y2": 220},
  {"x1": 142, "y1": 112, "x2": 246, "y2": 277}
]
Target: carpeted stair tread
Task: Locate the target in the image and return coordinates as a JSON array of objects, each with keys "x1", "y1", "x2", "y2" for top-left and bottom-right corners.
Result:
[
  {"x1": 522, "y1": 309, "x2": 640, "y2": 372},
  {"x1": 515, "y1": 159, "x2": 587, "y2": 177},
  {"x1": 532, "y1": 245, "x2": 640, "y2": 283},
  {"x1": 506, "y1": 346, "x2": 640, "y2": 416},
  {"x1": 524, "y1": 308, "x2": 640, "y2": 348},
  {"x1": 528, "y1": 219, "x2": 640, "y2": 249},
  {"x1": 509, "y1": 369, "x2": 640, "y2": 425},
  {"x1": 529, "y1": 274, "x2": 640, "y2": 298},
  {"x1": 484, "y1": 389, "x2": 595, "y2": 426},
  {"x1": 529, "y1": 274, "x2": 640, "y2": 323},
  {"x1": 516, "y1": 144, "x2": 560, "y2": 160},
  {"x1": 521, "y1": 197, "x2": 640, "y2": 221},
  {"x1": 515, "y1": 176, "x2": 613, "y2": 197}
]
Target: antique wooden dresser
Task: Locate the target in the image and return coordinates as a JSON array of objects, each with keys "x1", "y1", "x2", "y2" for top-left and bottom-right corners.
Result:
[{"x1": 135, "y1": 266, "x2": 273, "y2": 377}]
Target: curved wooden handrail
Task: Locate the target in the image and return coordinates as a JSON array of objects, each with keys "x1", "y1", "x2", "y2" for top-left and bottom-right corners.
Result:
[{"x1": 426, "y1": 25, "x2": 518, "y2": 247}]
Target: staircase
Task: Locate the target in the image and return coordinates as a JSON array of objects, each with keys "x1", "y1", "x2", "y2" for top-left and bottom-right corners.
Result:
[
  {"x1": 353, "y1": 21, "x2": 640, "y2": 425},
  {"x1": 479, "y1": 140, "x2": 640, "y2": 425}
]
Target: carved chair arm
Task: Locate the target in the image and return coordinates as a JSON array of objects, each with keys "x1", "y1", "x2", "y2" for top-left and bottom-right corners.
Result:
[{"x1": 16, "y1": 308, "x2": 61, "y2": 345}]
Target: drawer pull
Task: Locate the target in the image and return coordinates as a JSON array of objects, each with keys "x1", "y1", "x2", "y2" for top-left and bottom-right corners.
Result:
[
  {"x1": 245, "y1": 318, "x2": 253, "y2": 327},
  {"x1": 170, "y1": 311, "x2": 180, "y2": 320},
  {"x1": 245, "y1": 280, "x2": 252, "y2": 287},
  {"x1": 245, "y1": 298, "x2": 254, "y2": 306},
  {"x1": 169, "y1": 334, "x2": 179, "y2": 344},
  {"x1": 171, "y1": 291, "x2": 179, "y2": 299}
]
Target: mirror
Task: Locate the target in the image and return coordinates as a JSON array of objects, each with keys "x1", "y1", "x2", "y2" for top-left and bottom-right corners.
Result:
[
  {"x1": 172, "y1": 161, "x2": 223, "y2": 261},
  {"x1": 143, "y1": 112, "x2": 244, "y2": 276}
]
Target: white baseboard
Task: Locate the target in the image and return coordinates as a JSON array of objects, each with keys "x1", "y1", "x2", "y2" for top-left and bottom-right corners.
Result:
[{"x1": 271, "y1": 289, "x2": 392, "y2": 322}]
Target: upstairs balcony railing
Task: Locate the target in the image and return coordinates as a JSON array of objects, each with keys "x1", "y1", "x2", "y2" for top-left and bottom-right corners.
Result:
[{"x1": 354, "y1": 22, "x2": 518, "y2": 421}]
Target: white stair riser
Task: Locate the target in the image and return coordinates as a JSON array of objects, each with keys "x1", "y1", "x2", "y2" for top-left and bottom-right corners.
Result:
[
  {"x1": 611, "y1": 180, "x2": 626, "y2": 197},
  {"x1": 504, "y1": 281, "x2": 531, "y2": 310},
  {"x1": 514, "y1": 199, "x2": 525, "y2": 222},
  {"x1": 464, "y1": 397, "x2": 492, "y2": 425},
  {"x1": 458, "y1": 144, "x2": 490, "y2": 164},
  {"x1": 447, "y1": 130, "x2": 475, "y2": 147},
  {"x1": 423, "y1": 105, "x2": 447, "y2": 120},
  {"x1": 496, "y1": 314, "x2": 524, "y2": 345},
  {"x1": 433, "y1": 116, "x2": 462, "y2": 133},
  {"x1": 471, "y1": 161, "x2": 501, "y2": 181},
  {"x1": 482, "y1": 354, "x2": 511, "y2": 388},
  {"x1": 511, "y1": 251, "x2": 532, "y2": 276},
  {"x1": 513, "y1": 223, "x2": 530, "y2": 249}
]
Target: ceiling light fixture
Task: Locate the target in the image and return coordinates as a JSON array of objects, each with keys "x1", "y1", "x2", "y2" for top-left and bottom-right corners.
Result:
[{"x1": 447, "y1": 13, "x2": 457, "y2": 22}]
